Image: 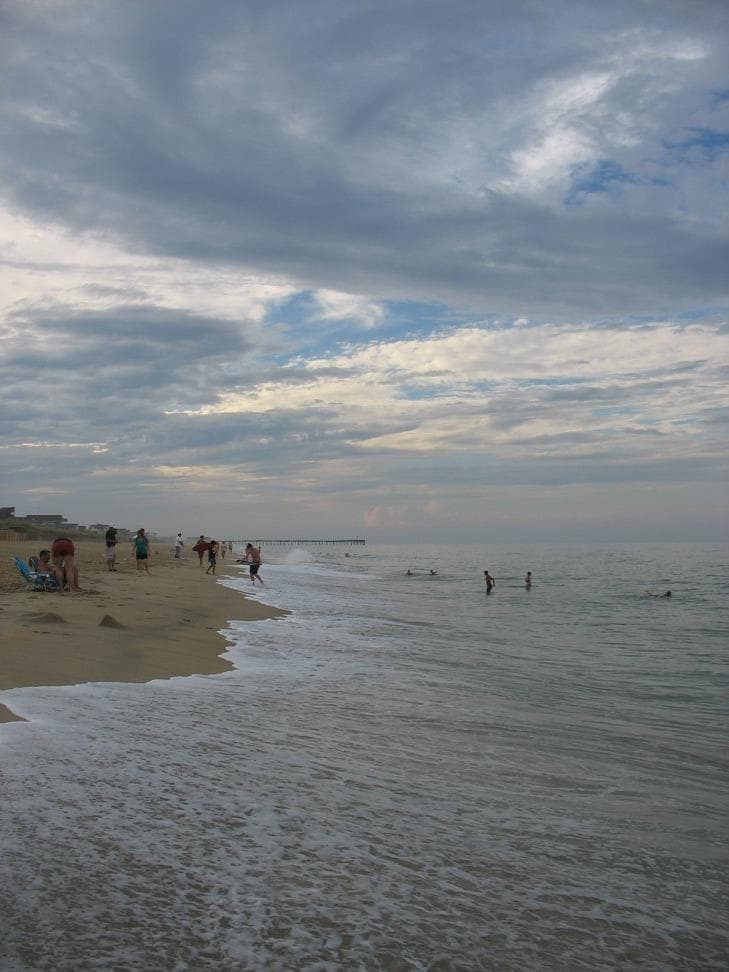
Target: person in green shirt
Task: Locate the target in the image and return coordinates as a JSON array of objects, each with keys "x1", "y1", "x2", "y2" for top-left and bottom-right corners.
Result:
[{"x1": 133, "y1": 528, "x2": 151, "y2": 574}]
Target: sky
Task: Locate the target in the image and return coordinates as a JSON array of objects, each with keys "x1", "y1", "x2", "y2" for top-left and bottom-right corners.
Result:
[{"x1": 1, "y1": 0, "x2": 727, "y2": 542}]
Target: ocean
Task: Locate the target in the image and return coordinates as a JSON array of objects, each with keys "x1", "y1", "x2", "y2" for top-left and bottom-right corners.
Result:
[{"x1": 1, "y1": 542, "x2": 727, "y2": 971}]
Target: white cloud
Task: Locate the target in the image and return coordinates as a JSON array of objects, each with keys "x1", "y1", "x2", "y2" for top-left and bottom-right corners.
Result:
[
  {"x1": 0, "y1": 205, "x2": 297, "y2": 323},
  {"x1": 0, "y1": 440, "x2": 109, "y2": 451},
  {"x1": 311, "y1": 289, "x2": 384, "y2": 328},
  {"x1": 321, "y1": 322, "x2": 726, "y2": 384},
  {"x1": 182, "y1": 321, "x2": 727, "y2": 477},
  {"x1": 364, "y1": 505, "x2": 412, "y2": 530}
]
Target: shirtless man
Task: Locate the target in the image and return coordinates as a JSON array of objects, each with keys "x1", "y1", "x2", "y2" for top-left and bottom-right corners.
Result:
[
  {"x1": 245, "y1": 542, "x2": 264, "y2": 585},
  {"x1": 484, "y1": 570, "x2": 495, "y2": 593},
  {"x1": 524, "y1": 571, "x2": 532, "y2": 588}
]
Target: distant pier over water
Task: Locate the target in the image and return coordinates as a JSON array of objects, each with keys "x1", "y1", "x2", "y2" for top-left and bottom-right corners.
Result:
[{"x1": 234, "y1": 538, "x2": 366, "y2": 546}]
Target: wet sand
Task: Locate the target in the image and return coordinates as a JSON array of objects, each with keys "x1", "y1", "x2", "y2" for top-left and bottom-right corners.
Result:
[{"x1": 0, "y1": 539, "x2": 285, "y2": 722}]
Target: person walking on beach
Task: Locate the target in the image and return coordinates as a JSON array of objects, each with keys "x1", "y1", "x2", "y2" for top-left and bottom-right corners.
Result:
[
  {"x1": 484, "y1": 570, "x2": 495, "y2": 593},
  {"x1": 174, "y1": 532, "x2": 184, "y2": 559},
  {"x1": 192, "y1": 535, "x2": 208, "y2": 567},
  {"x1": 133, "y1": 528, "x2": 151, "y2": 574},
  {"x1": 51, "y1": 537, "x2": 79, "y2": 593},
  {"x1": 245, "y1": 542, "x2": 264, "y2": 585},
  {"x1": 105, "y1": 525, "x2": 118, "y2": 571},
  {"x1": 219, "y1": 542, "x2": 226, "y2": 561},
  {"x1": 524, "y1": 571, "x2": 532, "y2": 589},
  {"x1": 206, "y1": 540, "x2": 219, "y2": 575}
]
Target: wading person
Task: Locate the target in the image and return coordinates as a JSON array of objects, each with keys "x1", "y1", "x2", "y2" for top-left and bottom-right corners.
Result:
[{"x1": 245, "y1": 542, "x2": 264, "y2": 585}]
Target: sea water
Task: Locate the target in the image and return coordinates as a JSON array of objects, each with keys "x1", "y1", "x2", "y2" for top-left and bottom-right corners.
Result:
[{"x1": 1, "y1": 542, "x2": 727, "y2": 971}]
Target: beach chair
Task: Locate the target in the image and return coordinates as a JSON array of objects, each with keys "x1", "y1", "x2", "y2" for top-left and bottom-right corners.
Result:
[{"x1": 13, "y1": 555, "x2": 60, "y2": 592}]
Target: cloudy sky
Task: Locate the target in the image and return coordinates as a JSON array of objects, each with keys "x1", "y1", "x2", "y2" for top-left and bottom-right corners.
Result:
[{"x1": 1, "y1": 0, "x2": 727, "y2": 542}]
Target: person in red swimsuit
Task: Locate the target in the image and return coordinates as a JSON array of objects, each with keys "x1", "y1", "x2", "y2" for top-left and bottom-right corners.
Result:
[{"x1": 51, "y1": 537, "x2": 80, "y2": 592}]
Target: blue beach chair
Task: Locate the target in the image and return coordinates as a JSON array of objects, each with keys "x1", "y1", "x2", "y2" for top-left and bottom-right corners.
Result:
[{"x1": 13, "y1": 555, "x2": 60, "y2": 592}]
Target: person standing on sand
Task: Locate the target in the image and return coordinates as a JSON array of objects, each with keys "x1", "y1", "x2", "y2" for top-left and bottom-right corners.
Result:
[
  {"x1": 484, "y1": 570, "x2": 495, "y2": 593},
  {"x1": 105, "y1": 525, "x2": 118, "y2": 571},
  {"x1": 206, "y1": 540, "x2": 219, "y2": 575},
  {"x1": 51, "y1": 537, "x2": 79, "y2": 593},
  {"x1": 133, "y1": 528, "x2": 151, "y2": 574},
  {"x1": 174, "y1": 532, "x2": 184, "y2": 559},
  {"x1": 245, "y1": 542, "x2": 264, "y2": 585}
]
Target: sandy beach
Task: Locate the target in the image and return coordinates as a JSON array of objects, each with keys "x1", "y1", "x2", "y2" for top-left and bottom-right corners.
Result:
[{"x1": 0, "y1": 538, "x2": 285, "y2": 723}]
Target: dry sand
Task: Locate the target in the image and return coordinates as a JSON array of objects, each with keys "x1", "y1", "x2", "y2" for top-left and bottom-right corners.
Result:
[{"x1": 0, "y1": 538, "x2": 285, "y2": 723}]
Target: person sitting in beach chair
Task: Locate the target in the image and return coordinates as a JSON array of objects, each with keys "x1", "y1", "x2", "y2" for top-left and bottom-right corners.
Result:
[
  {"x1": 32, "y1": 549, "x2": 79, "y2": 591},
  {"x1": 14, "y1": 554, "x2": 60, "y2": 592}
]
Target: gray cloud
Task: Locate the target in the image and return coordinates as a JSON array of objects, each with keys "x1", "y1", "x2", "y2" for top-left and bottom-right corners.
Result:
[
  {"x1": 0, "y1": 305, "x2": 259, "y2": 445},
  {"x1": 1, "y1": 1, "x2": 728, "y2": 318}
]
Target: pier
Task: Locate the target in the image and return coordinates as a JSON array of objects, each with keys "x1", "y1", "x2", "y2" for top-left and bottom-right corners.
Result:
[{"x1": 231, "y1": 538, "x2": 366, "y2": 546}]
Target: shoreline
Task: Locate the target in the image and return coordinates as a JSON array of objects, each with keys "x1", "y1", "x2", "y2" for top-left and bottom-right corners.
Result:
[{"x1": 0, "y1": 539, "x2": 286, "y2": 723}]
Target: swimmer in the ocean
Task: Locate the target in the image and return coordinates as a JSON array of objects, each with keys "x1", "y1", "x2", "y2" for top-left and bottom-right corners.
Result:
[
  {"x1": 645, "y1": 590, "x2": 672, "y2": 597},
  {"x1": 484, "y1": 570, "x2": 495, "y2": 593},
  {"x1": 525, "y1": 571, "x2": 532, "y2": 588}
]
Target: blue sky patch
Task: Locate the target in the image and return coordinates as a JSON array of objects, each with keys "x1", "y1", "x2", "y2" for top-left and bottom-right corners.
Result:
[
  {"x1": 663, "y1": 128, "x2": 729, "y2": 162},
  {"x1": 564, "y1": 159, "x2": 670, "y2": 206}
]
